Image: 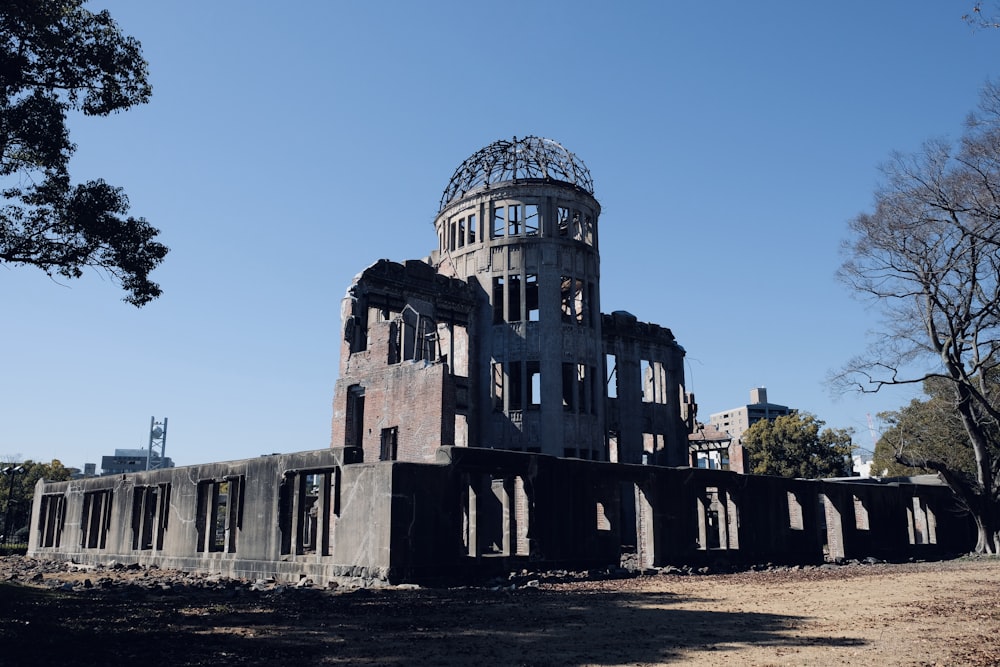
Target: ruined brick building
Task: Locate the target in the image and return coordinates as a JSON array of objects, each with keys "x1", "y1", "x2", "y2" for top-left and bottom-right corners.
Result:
[
  {"x1": 331, "y1": 136, "x2": 692, "y2": 467},
  {"x1": 27, "y1": 138, "x2": 974, "y2": 585}
]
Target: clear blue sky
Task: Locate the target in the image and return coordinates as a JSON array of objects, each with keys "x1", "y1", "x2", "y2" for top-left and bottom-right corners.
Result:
[{"x1": 2, "y1": 1, "x2": 997, "y2": 468}]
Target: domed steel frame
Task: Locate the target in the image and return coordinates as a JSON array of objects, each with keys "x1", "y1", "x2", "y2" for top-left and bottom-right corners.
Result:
[{"x1": 439, "y1": 136, "x2": 594, "y2": 212}]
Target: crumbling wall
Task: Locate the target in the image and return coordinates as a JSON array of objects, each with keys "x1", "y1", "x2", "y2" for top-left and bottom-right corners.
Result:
[
  {"x1": 330, "y1": 259, "x2": 478, "y2": 463},
  {"x1": 603, "y1": 311, "x2": 691, "y2": 466},
  {"x1": 29, "y1": 447, "x2": 974, "y2": 586}
]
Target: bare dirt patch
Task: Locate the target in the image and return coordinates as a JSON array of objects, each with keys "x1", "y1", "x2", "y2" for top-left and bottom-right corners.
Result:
[{"x1": 1, "y1": 556, "x2": 998, "y2": 665}]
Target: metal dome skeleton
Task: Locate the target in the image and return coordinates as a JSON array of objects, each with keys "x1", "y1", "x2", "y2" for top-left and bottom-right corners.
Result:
[{"x1": 439, "y1": 136, "x2": 594, "y2": 212}]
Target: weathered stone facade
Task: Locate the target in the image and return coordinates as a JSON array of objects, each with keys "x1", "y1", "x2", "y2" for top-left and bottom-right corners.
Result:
[
  {"x1": 26, "y1": 447, "x2": 971, "y2": 585},
  {"x1": 26, "y1": 137, "x2": 976, "y2": 584},
  {"x1": 331, "y1": 137, "x2": 691, "y2": 466}
]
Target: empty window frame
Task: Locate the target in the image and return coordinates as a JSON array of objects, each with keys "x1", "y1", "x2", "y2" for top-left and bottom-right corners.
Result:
[
  {"x1": 578, "y1": 364, "x2": 590, "y2": 414},
  {"x1": 524, "y1": 204, "x2": 539, "y2": 235},
  {"x1": 493, "y1": 204, "x2": 506, "y2": 238},
  {"x1": 507, "y1": 275, "x2": 522, "y2": 322},
  {"x1": 527, "y1": 362, "x2": 541, "y2": 410},
  {"x1": 345, "y1": 385, "x2": 366, "y2": 449},
  {"x1": 279, "y1": 468, "x2": 339, "y2": 556},
  {"x1": 526, "y1": 274, "x2": 539, "y2": 321},
  {"x1": 640, "y1": 360, "x2": 654, "y2": 403},
  {"x1": 467, "y1": 213, "x2": 477, "y2": 244},
  {"x1": 380, "y1": 426, "x2": 399, "y2": 461},
  {"x1": 908, "y1": 496, "x2": 937, "y2": 545},
  {"x1": 510, "y1": 361, "x2": 524, "y2": 411},
  {"x1": 606, "y1": 354, "x2": 618, "y2": 398},
  {"x1": 492, "y1": 277, "x2": 505, "y2": 323},
  {"x1": 557, "y1": 206, "x2": 571, "y2": 237},
  {"x1": 582, "y1": 213, "x2": 594, "y2": 244},
  {"x1": 560, "y1": 363, "x2": 589, "y2": 413},
  {"x1": 81, "y1": 489, "x2": 113, "y2": 549},
  {"x1": 561, "y1": 276, "x2": 585, "y2": 324},
  {"x1": 131, "y1": 483, "x2": 171, "y2": 550},
  {"x1": 387, "y1": 319, "x2": 402, "y2": 364},
  {"x1": 507, "y1": 204, "x2": 521, "y2": 236},
  {"x1": 196, "y1": 476, "x2": 244, "y2": 553},
  {"x1": 37, "y1": 493, "x2": 66, "y2": 548}
]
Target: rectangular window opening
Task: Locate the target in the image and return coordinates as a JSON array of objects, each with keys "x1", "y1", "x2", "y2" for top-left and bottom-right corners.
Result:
[
  {"x1": 507, "y1": 275, "x2": 522, "y2": 322},
  {"x1": 131, "y1": 483, "x2": 170, "y2": 551},
  {"x1": 561, "y1": 276, "x2": 584, "y2": 324},
  {"x1": 468, "y1": 213, "x2": 477, "y2": 244},
  {"x1": 380, "y1": 426, "x2": 399, "y2": 461},
  {"x1": 527, "y1": 362, "x2": 539, "y2": 410},
  {"x1": 81, "y1": 489, "x2": 113, "y2": 550},
  {"x1": 38, "y1": 493, "x2": 66, "y2": 548},
  {"x1": 508, "y1": 204, "x2": 521, "y2": 236},
  {"x1": 492, "y1": 277, "x2": 505, "y2": 324},
  {"x1": 493, "y1": 204, "x2": 506, "y2": 238},
  {"x1": 279, "y1": 468, "x2": 337, "y2": 557},
  {"x1": 606, "y1": 354, "x2": 618, "y2": 398},
  {"x1": 526, "y1": 274, "x2": 539, "y2": 321},
  {"x1": 557, "y1": 206, "x2": 570, "y2": 237},
  {"x1": 197, "y1": 477, "x2": 244, "y2": 553},
  {"x1": 525, "y1": 204, "x2": 539, "y2": 235},
  {"x1": 510, "y1": 361, "x2": 524, "y2": 411},
  {"x1": 345, "y1": 385, "x2": 365, "y2": 449}
]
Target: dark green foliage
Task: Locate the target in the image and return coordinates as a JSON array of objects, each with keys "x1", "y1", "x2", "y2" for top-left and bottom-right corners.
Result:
[
  {"x1": 1, "y1": 459, "x2": 71, "y2": 538},
  {"x1": 872, "y1": 377, "x2": 986, "y2": 479},
  {"x1": 0, "y1": 0, "x2": 166, "y2": 306},
  {"x1": 742, "y1": 412, "x2": 854, "y2": 479}
]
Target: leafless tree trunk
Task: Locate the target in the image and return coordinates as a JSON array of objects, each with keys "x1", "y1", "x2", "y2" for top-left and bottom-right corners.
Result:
[{"x1": 837, "y1": 81, "x2": 1000, "y2": 553}]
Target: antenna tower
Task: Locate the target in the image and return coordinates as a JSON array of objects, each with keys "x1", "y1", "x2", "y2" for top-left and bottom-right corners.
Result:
[{"x1": 147, "y1": 416, "x2": 168, "y2": 470}]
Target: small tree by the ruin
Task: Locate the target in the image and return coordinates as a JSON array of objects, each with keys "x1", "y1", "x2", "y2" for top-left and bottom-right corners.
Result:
[
  {"x1": 871, "y1": 377, "x2": 985, "y2": 479},
  {"x1": 0, "y1": 0, "x2": 167, "y2": 306},
  {"x1": 1, "y1": 459, "x2": 71, "y2": 540},
  {"x1": 837, "y1": 81, "x2": 1000, "y2": 553},
  {"x1": 741, "y1": 412, "x2": 853, "y2": 479}
]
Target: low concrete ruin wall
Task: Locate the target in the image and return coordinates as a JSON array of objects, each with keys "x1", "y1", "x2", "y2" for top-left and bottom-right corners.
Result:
[{"x1": 28, "y1": 447, "x2": 975, "y2": 585}]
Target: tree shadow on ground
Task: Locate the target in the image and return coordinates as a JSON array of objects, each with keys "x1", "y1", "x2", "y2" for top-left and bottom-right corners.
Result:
[{"x1": 0, "y1": 582, "x2": 862, "y2": 665}]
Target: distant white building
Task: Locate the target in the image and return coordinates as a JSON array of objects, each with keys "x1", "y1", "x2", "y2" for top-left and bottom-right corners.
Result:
[{"x1": 853, "y1": 454, "x2": 874, "y2": 478}]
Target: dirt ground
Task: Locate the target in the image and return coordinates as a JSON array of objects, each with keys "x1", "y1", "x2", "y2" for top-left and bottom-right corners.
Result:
[{"x1": 1, "y1": 556, "x2": 999, "y2": 666}]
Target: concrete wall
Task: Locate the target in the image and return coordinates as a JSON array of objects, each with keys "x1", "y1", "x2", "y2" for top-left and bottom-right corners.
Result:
[{"x1": 28, "y1": 447, "x2": 975, "y2": 586}]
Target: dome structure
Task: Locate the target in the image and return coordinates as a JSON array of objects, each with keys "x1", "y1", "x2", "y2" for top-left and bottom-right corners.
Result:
[{"x1": 439, "y1": 136, "x2": 594, "y2": 212}]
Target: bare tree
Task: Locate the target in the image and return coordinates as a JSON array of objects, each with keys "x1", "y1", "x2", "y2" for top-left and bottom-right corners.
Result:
[
  {"x1": 837, "y1": 81, "x2": 1000, "y2": 553},
  {"x1": 964, "y1": 2, "x2": 1000, "y2": 28}
]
